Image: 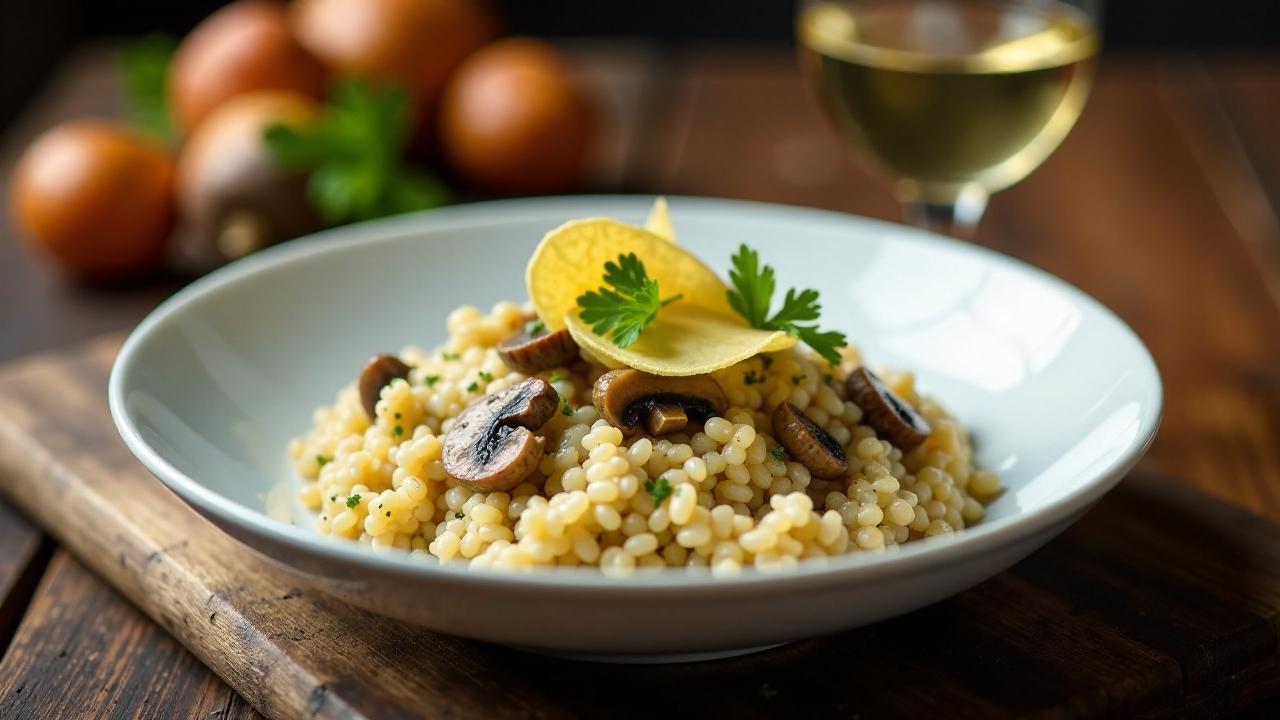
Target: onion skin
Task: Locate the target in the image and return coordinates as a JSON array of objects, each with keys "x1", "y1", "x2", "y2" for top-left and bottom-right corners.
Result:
[
  {"x1": 439, "y1": 37, "x2": 595, "y2": 195},
  {"x1": 171, "y1": 0, "x2": 327, "y2": 135},
  {"x1": 10, "y1": 120, "x2": 175, "y2": 281}
]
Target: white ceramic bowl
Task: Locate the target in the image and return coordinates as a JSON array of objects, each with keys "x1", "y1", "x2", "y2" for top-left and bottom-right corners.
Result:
[{"x1": 110, "y1": 196, "x2": 1161, "y2": 661}]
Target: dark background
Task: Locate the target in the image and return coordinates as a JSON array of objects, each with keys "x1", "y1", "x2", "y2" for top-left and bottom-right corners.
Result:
[{"x1": 2, "y1": 0, "x2": 1279, "y2": 131}]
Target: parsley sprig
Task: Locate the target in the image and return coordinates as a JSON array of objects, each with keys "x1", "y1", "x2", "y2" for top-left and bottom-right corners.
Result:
[
  {"x1": 264, "y1": 79, "x2": 447, "y2": 224},
  {"x1": 118, "y1": 34, "x2": 177, "y2": 142},
  {"x1": 577, "y1": 254, "x2": 683, "y2": 348},
  {"x1": 727, "y1": 245, "x2": 847, "y2": 364}
]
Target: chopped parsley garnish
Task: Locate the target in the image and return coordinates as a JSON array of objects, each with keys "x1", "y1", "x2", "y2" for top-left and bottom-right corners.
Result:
[
  {"x1": 424, "y1": 374, "x2": 440, "y2": 386},
  {"x1": 524, "y1": 319, "x2": 546, "y2": 335},
  {"x1": 548, "y1": 370, "x2": 564, "y2": 383},
  {"x1": 466, "y1": 381, "x2": 479, "y2": 393},
  {"x1": 792, "y1": 373, "x2": 806, "y2": 385},
  {"x1": 478, "y1": 371, "x2": 493, "y2": 383},
  {"x1": 577, "y1": 253, "x2": 683, "y2": 348},
  {"x1": 442, "y1": 352, "x2": 460, "y2": 361},
  {"x1": 455, "y1": 511, "x2": 465, "y2": 519},
  {"x1": 561, "y1": 401, "x2": 573, "y2": 416},
  {"x1": 645, "y1": 476, "x2": 674, "y2": 503},
  {"x1": 330, "y1": 495, "x2": 338, "y2": 503},
  {"x1": 727, "y1": 245, "x2": 847, "y2": 364},
  {"x1": 346, "y1": 494, "x2": 361, "y2": 508},
  {"x1": 393, "y1": 424, "x2": 403, "y2": 437},
  {"x1": 770, "y1": 446, "x2": 788, "y2": 461},
  {"x1": 744, "y1": 369, "x2": 765, "y2": 386},
  {"x1": 315, "y1": 454, "x2": 331, "y2": 467}
]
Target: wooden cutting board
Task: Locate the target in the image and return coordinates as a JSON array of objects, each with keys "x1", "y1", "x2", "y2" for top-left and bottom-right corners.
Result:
[{"x1": 0, "y1": 336, "x2": 1277, "y2": 719}]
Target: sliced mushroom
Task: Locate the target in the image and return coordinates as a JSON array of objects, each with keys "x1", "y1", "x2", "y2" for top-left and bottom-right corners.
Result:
[
  {"x1": 496, "y1": 320, "x2": 579, "y2": 374},
  {"x1": 845, "y1": 367, "x2": 931, "y2": 451},
  {"x1": 358, "y1": 354, "x2": 411, "y2": 419},
  {"x1": 442, "y1": 378, "x2": 560, "y2": 492},
  {"x1": 593, "y1": 369, "x2": 727, "y2": 436},
  {"x1": 772, "y1": 403, "x2": 848, "y2": 480}
]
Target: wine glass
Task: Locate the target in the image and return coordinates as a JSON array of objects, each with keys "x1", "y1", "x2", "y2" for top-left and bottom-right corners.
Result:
[{"x1": 797, "y1": 0, "x2": 1100, "y2": 237}]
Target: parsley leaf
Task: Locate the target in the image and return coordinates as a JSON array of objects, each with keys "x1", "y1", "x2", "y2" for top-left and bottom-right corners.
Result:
[
  {"x1": 442, "y1": 352, "x2": 460, "y2": 361},
  {"x1": 264, "y1": 79, "x2": 447, "y2": 224},
  {"x1": 770, "y1": 446, "x2": 787, "y2": 461},
  {"x1": 466, "y1": 381, "x2": 479, "y2": 393},
  {"x1": 548, "y1": 370, "x2": 565, "y2": 383},
  {"x1": 118, "y1": 34, "x2": 177, "y2": 142},
  {"x1": 315, "y1": 454, "x2": 331, "y2": 467},
  {"x1": 346, "y1": 494, "x2": 361, "y2": 509},
  {"x1": 524, "y1": 319, "x2": 546, "y2": 336},
  {"x1": 561, "y1": 401, "x2": 573, "y2": 416},
  {"x1": 726, "y1": 245, "x2": 847, "y2": 364},
  {"x1": 424, "y1": 375, "x2": 440, "y2": 386},
  {"x1": 645, "y1": 476, "x2": 674, "y2": 503},
  {"x1": 577, "y1": 253, "x2": 683, "y2": 348},
  {"x1": 478, "y1": 371, "x2": 493, "y2": 383}
]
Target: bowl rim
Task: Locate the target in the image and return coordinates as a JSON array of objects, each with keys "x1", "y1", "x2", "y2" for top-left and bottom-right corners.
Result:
[{"x1": 109, "y1": 194, "x2": 1163, "y2": 594}]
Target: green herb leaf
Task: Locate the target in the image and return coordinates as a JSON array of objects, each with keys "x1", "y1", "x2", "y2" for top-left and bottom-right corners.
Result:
[
  {"x1": 346, "y1": 494, "x2": 361, "y2": 509},
  {"x1": 442, "y1": 352, "x2": 460, "y2": 361},
  {"x1": 645, "y1": 476, "x2": 674, "y2": 503},
  {"x1": 424, "y1": 375, "x2": 440, "y2": 386},
  {"x1": 263, "y1": 78, "x2": 448, "y2": 224},
  {"x1": 393, "y1": 424, "x2": 403, "y2": 437},
  {"x1": 577, "y1": 253, "x2": 682, "y2": 348},
  {"x1": 525, "y1": 319, "x2": 546, "y2": 336},
  {"x1": 478, "y1": 371, "x2": 493, "y2": 383},
  {"x1": 455, "y1": 511, "x2": 465, "y2": 519},
  {"x1": 315, "y1": 454, "x2": 331, "y2": 467},
  {"x1": 466, "y1": 381, "x2": 479, "y2": 393},
  {"x1": 561, "y1": 401, "x2": 573, "y2": 416},
  {"x1": 548, "y1": 370, "x2": 564, "y2": 383},
  {"x1": 744, "y1": 369, "x2": 765, "y2": 386},
  {"x1": 117, "y1": 34, "x2": 177, "y2": 142},
  {"x1": 726, "y1": 245, "x2": 847, "y2": 364},
  {"x1": 770, "y1": 446, "x2": 787, "y2": 461}
]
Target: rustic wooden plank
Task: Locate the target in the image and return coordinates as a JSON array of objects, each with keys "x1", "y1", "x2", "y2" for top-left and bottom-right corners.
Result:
[
  {"x1": 0, "y1": 337, "x2": 1277, "y2": 718},
  {"x1": 0, "y1": 550, "x2": 259, "y2": 720},
  {"x1": 0, "y1": 502, "x2": 50, "y2": 652},
  {"x1": 647, "y1": 51, "x2": 1280, "y2": 525}
]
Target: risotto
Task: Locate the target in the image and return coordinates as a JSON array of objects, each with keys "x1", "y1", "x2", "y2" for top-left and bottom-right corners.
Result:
[{"x1": 287, "y1": 203, "x2": 1000, "y2": 577}]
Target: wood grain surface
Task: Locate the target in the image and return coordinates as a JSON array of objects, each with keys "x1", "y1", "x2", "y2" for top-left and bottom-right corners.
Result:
[
  {"x1": 1, "y1": 44, "x2": 1280, "y2": 718},
  {"x1": 0, "y1": 550, "x2": 257, "y2": 720}
]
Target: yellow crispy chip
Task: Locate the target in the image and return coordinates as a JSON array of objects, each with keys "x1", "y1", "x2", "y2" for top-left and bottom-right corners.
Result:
[
  {"x1": 644, "y1": 197, "x2": 676, "y2": 243},
  {"x1": 528, "y1": 217, "x2": 732, "y2": 332},
  {"x1": 566, "y1": 305, "x2": 796, "y2": 376}
]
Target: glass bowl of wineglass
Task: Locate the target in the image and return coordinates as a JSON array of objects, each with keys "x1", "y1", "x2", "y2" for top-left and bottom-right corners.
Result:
[{"x1": 797, "y1": 0, "x2": 1100, "y2": 237}]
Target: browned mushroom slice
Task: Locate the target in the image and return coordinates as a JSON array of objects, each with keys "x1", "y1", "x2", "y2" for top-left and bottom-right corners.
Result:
[
  {"x1": 442, "y1": 378, "x2": 560, "y2": 492},
  {"x1": 358, "y1": 354, "x2": 412, "y2": 419},
  {"x1": 845, "y1": 367, "x2": 931, "y2": 451},
  {"x1": 593, "y1": 369, "x2": 727, "y2": 436},
  {"x1": 772, "y1": 403, "x2": 848, "y2": 480},
  {"x1": 496, "y1": 320, "x2": 579, "y2": 374}
]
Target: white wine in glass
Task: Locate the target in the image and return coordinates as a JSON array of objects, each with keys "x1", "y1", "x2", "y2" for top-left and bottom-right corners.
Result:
[{"x1": 798, "y1": 0, "x2": 1099, "y2": 236}]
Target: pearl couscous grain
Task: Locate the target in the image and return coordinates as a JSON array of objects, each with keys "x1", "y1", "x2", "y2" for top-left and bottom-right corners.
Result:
[{"x1": 288, "y1": 301, "x2": 1000, "y2": 576}]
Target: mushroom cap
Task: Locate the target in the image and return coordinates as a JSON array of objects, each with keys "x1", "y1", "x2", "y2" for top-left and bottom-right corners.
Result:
[
  {"x1": 496, "y1": 323, "x2": 579, "y2": 374},
  {"x1": 592, "y1": 369, "x2": 728, "y2": 434},
  {"x1": 772, "y1": 403, "x2": 848, "y2": 480},
  {"x1": 358, "y1": 354, "x2": 411, "y2": 419},
  {"x1": 845, "y1": 367, "x2": 931, "y2": 451},
  {"x1": 442, "y1": 378, "x2": 560, "y2": 492}
]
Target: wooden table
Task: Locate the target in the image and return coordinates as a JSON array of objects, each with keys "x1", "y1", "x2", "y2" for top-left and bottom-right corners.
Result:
[{"x1": 1, "y1": 44, "x2": 1279, "y2": 718}]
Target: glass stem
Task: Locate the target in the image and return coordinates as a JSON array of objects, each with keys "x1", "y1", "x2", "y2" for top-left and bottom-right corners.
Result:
[{"x1": 898, "y1": 183, "x2": 989, "y2": 240}]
